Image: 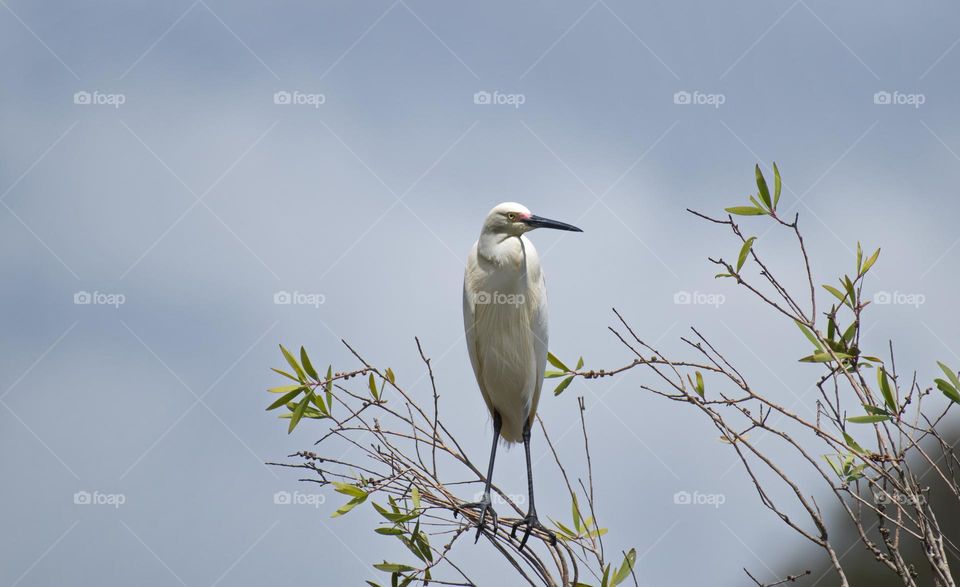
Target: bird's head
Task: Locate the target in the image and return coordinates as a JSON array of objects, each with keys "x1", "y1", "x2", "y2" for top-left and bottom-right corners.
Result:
[{"x1": 482, "y1": 202, "x2": 583, "y2": 237}]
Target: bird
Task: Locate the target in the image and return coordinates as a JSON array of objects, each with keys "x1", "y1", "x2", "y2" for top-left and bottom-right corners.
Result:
[{"x1": 459, "y1": 202, "x2": 583, "y2": 550}]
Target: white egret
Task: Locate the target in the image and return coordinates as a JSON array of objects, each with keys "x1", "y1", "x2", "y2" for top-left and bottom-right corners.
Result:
[{"x1": 460, "y1": 202, "x2": 582, "y2": 549}]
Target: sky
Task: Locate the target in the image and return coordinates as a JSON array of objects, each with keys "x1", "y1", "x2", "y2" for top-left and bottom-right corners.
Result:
[{"x1": 2, "y1": 1, "x2": 960, "y2": 585}]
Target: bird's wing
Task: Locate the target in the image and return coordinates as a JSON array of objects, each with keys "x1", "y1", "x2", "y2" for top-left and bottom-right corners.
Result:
[
  {"x1": 528, "y1": 268, "x2": 549, "y2": 427},
  {"x1": 463, "y1": 243, "x2": 495, "y2": 416}
]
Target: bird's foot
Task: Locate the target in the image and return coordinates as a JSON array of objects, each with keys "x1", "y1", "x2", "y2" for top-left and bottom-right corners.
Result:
[
  {"x1": 511, "y1": 510, "x2": 556, "y2": 550},
  {"x1": 456, "y1": 495, "x2": 498, "y2": 543}
]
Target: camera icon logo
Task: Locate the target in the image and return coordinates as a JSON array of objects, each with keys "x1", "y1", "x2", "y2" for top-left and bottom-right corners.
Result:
[
  {"x1": 874, "y1": 91, "x2": 892, "y2": 105},
  {"x1": 273, "y1": 491, "x2": 292, "y2": 505},
  {"x1": 273, "y1": 91, "x2": 292, "y2": 105},
  {"x1": 473, "y1": 91, "x2": 492, "y2": 105},
  {"x1": 873, "y1": 291, "x2": 892, "y2": 304},
  {"x1": 74, "y1": 291, "x2": 92, "y2": 304},
  {"x1": 74, "y1": 491, "x2": 92, "y2": 505},
  {"x1": 673, "y1": 491, "x2": 691, "y2": 505},
  {"x1": 673, "y1": 91, "x2": 691, "y2": 105},
  {"x1": 474, "y1": 291, "x2": 491, "y2": 305},
  {"x1": 73, "y1": 91, "x2": 91, "y2": 105},
  {"x1": 673, "y1": 290, "x2": 692, "y2": 305},
  {"x1": 273, "y1": 291, "x2": 292, "y2": 305}
]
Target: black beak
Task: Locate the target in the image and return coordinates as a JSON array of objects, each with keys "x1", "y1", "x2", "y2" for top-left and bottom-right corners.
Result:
[{"x1": 523, "y1": 214, "x2": 583, "y2": 232}]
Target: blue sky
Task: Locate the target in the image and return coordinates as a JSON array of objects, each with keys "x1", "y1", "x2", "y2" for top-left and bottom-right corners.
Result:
[{"x1": 2, "y1": 1, "x2": 960, "y2": 585}]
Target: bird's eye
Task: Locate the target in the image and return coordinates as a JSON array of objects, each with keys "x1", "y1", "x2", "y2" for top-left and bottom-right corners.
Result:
[{"x1": 507, "y1": 213, "x2": 516, "y2": 221}]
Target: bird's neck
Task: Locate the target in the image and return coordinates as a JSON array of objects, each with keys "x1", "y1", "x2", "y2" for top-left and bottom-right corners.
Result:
[{"x1": 478, "y1": 233, "x2": 526, "y2": 267}]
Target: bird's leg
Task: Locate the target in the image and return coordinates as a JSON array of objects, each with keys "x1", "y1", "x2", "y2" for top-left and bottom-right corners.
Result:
[
  {"x1": 511, "y1": 418, "x2": 557, "y2": 550},
  {"x1": 456, "y1": 411, "x2": 501, "y2": 542}
]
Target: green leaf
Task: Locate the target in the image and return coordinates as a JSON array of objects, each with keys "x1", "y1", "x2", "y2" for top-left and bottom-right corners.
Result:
[
  {"x1": 877, "y1": 367, "x2": 896, "y2": 413},
  {"x1": 823, "y1": 454, "x2": 842, "y2": 478},
  {"x1": 550, "y1": 518, "x2": 577, "y2": 540},
  {"x1": 571, "y1": 493, "x2": 582, "y2": 533},
  {"x1": 544, "y1": 370, "x2": 567, "y2": 379},
  {"x1": 373, "y1": 502, "x2": 419, "y2": 524},
  {"x1": 601, "y1": 563, "x2": 611, "y2": 587},
  {"x1": 288, "y1": 395, "x2": 310, "y2": 433},
  {"x1": 385, "y1": 368, "x2": 396, "y2": 385},
  {"x1": 411, "y1": 486, "x2": 421, "y2": 511},
  {"x1": 300, "y1": 347, "x2": 319, "y2": 380},
  {"x1": 694, "y1": 371, "x2": 705, "y2": 398},
  {"x1": 843, "y1": 432, "x2": 864, "y2": 454},
  {"x1": 822, "y1": 285, "x2": 849, "y2": 306},
  {"x1": 268, "y1": 384, "x2": 303, "y2": 394},
  {"x1": 861, "y1": 248, "x2": 880, "y2": 275},
  {"x1": 280, "y1": 345, "x2": 307, "y2": 382},
  {"x1": 332, "y1": 493, "x2": 368, "y2": 517},
  {"x1": 611, "y1": 548, "x2": 637, "y2": 586},
  {"x1": 843, "y1": 275, "x2": 857, "y2": 306},
  {"x1": 856, "y1": 242, "x2": 863, "y2": 274},
  {"x1": 736, "y1": 237, "x2": 756, "y2": 272},
  {"x1": 799, "y1": 352, "x2": 852, "y2": 363},
  {"x1": 266, "y1": 387, "x2": 306, "y2": 411},
  {"x1": 847, "y1": 414, "x2": 891, "y2": 424},
  {"x1": 554, "y1": 375, "x2": 574, "y2": 396},
  {"x1": 413, "y1": 527, "x2": 432, "y2": 563},
  {"x1": 772, "y1": 162, "x2": 782, "y2": 210},
  {"x1": 795, "y1": 321, "x2": 823, "y2": 352},
  {"x1": 375, "y1": 527, "x2": 404, "y2": 536},
  {"x1": 846, "y1": 465, "x2": 867, "y2": 483},
  {"x1": 935, "y1": 378, "x2": 960, "y2": 404},
  {"x1": 373, "y1": 562, "x2": 415, "y2": 574},
  {"x1": 271, "y1": 367, "x2": 300, "y2": 382},
  {"x1": 309, "y1": 392, "x2": 329, "y2": 416},
  {"x1": 333, "y1": 481, "x2": 367, "y2": 499},
  {"x1": 725, "y1": 205, "x2": 766, "y2": 216},
  {"x1": 369, "y1": 373, "x2": 379, "y2": 400},
  {"x1": 841, "y1": 321, "x2": 858, "y2": 344},
  {"x1": 325, "y1": 365, "x2": 334, "y2": 413},
  {"x1": 755, "y1": 164, "x2": 771, "y2": 209},
  {"x1": 547, "y1": 352, "x2": 570, "y2": 372},
  {"x1": 936, "y1": 361, "x2": 960, "y2": 391},
  {"x1": 862, "y1": 404, "x2": 890, "y2": 416},
  {"x1": 576, "y1": 356, "x2": 584, "y2": 370}
]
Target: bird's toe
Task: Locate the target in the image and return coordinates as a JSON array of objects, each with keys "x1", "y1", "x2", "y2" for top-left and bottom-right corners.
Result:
[
  {"x1": 457, "y1": 497, "x2": 498, "y2": 542},
  {"x1": 511, "y1": 512, "x2": 556, "y2": 550}
]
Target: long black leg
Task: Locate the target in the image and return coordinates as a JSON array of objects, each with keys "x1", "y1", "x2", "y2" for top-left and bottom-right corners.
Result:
[
  {"x1": 457, "y1": 411, "x2": 501, "y2": 542},
  {"x1": 511, "y1": 418, "x2": 556, "y2": 550}
]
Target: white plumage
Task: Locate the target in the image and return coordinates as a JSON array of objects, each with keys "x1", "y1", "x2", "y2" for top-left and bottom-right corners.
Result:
[
  {"x1": 463, "y1": 207, "x2": 548, "y2": 442},
  {"x1": 463, "y1": 202, "x2": 581, "y2": 441},
  {"x1": 460, "y1": 202, "x2": 581, "y2": 547}
]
